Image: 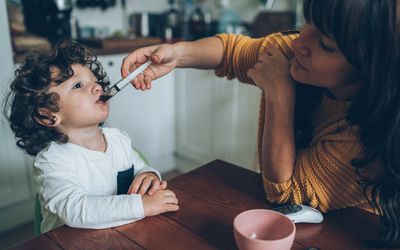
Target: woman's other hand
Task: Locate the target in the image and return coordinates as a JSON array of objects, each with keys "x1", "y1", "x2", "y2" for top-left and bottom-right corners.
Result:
[
  {"x1": 247, "y1": 46, "x2": 295, "y2": 99},
  {"x1": 121, "y1": 44, "x2": 180, "y2": 91}
]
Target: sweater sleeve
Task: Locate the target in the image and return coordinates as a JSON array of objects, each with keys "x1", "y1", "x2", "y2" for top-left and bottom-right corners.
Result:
[
  {"x1": 214, "y1": 32, "x2": 297, "y2": 84},
  {"x1": 262, "y1": 124, "x2": 379, "y2": 212}
]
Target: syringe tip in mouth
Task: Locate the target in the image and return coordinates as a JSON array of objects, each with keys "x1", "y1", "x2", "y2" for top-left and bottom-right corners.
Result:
[
  {"x1": 100, "y1": 60, "x2": 151, "y2": 102},
  {"x1": 99, "y1": 95, "x2": 112, "y2": 102}
]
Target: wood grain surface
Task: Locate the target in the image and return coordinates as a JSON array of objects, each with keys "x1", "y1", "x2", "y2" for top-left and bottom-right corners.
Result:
[{"x1": 9, "y1": 160, "x2": 383, "y2": 250}]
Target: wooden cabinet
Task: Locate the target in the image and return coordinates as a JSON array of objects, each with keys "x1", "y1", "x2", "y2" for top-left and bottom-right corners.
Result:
[{"x1": 175, "y1": 69, "x2": 261, "y2": 171}]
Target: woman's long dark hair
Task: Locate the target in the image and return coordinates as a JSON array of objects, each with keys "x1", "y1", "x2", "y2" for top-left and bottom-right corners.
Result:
[
  {"x1": 3, "y1": 39, "x2": 110, "y2": 156},
  {"x1": 303, "y1": 0, "x2": 400, "y2": 246}
]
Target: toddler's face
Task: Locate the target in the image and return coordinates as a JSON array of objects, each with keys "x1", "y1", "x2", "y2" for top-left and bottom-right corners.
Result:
[{"x1": 48, "y1": 64, "x2": 109, "y2": 131}]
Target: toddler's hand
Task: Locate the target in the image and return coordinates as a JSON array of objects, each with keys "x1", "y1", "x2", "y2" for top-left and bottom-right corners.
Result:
[
  {"x1": 128, "y1": 172, "x2": 167, "y2": 195},
  {"x1": 142, "y1": 189, "x2": 179, "y2": 216}
]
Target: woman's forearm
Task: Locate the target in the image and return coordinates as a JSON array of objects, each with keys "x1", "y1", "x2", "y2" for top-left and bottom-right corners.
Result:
[
  {"x1": 262, "y1": 91, "x2": 296, "y2": 183},
  {"x1": 175, "y1": 37, "x2": 224, "y2": 69}
]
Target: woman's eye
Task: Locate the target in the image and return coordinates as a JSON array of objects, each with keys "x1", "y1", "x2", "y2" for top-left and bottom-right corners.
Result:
[
  {"x1": 319, "y1": 40, "x2": 334, "y2": 53},
  {"x1": 72, "y1": 82, "x2": 83, "y2": 89}
]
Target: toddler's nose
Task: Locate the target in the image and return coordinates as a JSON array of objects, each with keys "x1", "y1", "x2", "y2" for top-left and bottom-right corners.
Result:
[{"x1": 93, "y1": 81, "x2": 102, "y2": 93}]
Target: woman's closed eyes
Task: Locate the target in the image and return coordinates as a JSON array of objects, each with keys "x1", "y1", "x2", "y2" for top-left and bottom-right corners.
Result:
[{"x1": 319, "y1": 39, "x2": 335, "y2": 53}]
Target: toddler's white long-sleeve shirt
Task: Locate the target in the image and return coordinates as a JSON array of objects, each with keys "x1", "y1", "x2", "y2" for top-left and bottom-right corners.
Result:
[{"x1": 34, "y1": 127, "x2": 161, "y2": 233}]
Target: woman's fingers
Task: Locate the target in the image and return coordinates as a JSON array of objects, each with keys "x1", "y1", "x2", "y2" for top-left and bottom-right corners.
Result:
[
  {"x1": 121, "y1": 46, "x2": 158, "y2": 77},
  {"x1": 151, "y1": 45, "x2": 172, "y2": 64},
  {"x1": 121, "y1": 55, "x2": 142, "y2": 78},
  {"x1": 143, "y1": 74, "x2": 153, "y2": 90},
  {"x1": 151, "y1": 54, "x2": 160, "y2": 64},
  {"x1": 132, "y1": 77, "x2": 141, "y2": 90},
  {"x1": 136, "y1": 73, "x2": 146, "y2": 91}
]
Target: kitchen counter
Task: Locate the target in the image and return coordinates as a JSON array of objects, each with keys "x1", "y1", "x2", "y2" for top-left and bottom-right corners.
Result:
[
  {"x1": 13, "y1": 36, "x2": 162, "y2": 63},
  {"x1": 78, "y1": 37, "x2": 162, "y2": 55}
]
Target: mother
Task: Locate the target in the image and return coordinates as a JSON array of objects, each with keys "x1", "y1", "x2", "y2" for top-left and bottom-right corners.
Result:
[{"x1": 122, "y1": 0, "x2": 400, "y2": 246}]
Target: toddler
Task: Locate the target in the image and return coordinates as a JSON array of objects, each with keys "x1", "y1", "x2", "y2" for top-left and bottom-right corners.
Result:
[{"x1": 3, "y1": 40, "x2": 179, "y2": 233}]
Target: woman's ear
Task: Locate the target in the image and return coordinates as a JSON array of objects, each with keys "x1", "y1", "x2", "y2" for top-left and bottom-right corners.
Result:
[{"x1": 33, "y1": 108, "x2": 61, "y2": 127}]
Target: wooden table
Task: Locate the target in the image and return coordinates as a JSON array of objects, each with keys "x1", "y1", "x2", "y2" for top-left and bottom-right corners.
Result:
[{"x1": 11, "y1": 160, "x2": 383, "y2": 250}]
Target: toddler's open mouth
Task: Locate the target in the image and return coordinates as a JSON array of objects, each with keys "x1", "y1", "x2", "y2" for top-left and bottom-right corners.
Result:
[
  {"x1": 96, "y1": 96, "x2": 109, "y2": 104},
  {"x1": 99, "y1": 95, "x2": 112, "y2": 102}
]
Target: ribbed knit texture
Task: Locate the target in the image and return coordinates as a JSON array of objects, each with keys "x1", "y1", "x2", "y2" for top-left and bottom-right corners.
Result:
[{"x1": 215, "y1": 33, "x2": 380, "y2": 213}]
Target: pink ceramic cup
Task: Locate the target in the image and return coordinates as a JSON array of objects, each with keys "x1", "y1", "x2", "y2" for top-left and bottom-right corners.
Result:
[{"x1": 233, "y1": 209, "x2": 296, "y2": 250}]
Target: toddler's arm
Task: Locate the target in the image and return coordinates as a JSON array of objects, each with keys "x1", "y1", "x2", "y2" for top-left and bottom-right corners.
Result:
[{"x1": 34, "y1": 161, "x2": 146, "y2": 230}]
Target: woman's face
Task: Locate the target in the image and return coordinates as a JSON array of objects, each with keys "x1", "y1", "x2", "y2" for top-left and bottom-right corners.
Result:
[{"x1": 290, "y1": 23, "x2": 361, "y2": 100}]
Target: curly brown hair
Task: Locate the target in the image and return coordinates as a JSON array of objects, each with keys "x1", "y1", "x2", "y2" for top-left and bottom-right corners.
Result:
[{"x1": 3, "y1": 39, "x2": 110, "y2": 156}]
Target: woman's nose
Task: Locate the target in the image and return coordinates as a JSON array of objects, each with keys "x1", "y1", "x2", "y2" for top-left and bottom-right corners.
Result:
[{"x1": 291, "y1": 38, "x2": 310, "y2": 56}]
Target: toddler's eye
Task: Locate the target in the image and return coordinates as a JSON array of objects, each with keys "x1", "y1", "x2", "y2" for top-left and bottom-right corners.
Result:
[{"x1": 72, "y1": 82, "x2": 83, "y2": 89}]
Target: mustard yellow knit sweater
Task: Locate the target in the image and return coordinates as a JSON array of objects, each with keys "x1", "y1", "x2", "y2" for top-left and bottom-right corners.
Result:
[{"x1": 215, "y1": 33, "x2": 381, "y2": 213}]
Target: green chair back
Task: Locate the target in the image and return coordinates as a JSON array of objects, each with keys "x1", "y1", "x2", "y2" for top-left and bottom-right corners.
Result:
[
  {"x1": 34, "y1": 195, "x2": 43, "y2": 235},
  {"x1": 134, "y1": 147, "x2": 149, "y2": 165}
]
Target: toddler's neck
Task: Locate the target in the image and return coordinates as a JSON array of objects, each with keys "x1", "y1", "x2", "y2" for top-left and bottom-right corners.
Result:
[{"x1": 67, "y1": 127, "x2": 107, "y2": 152}]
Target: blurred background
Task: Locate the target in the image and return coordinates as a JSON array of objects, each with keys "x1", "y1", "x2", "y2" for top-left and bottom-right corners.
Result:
[
  {"x1": 0, "y1": 0, "x2": 302, "y2": 248},
  {"x1": 8, "y1": 0, "x2": 302, "y2": 60}
]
